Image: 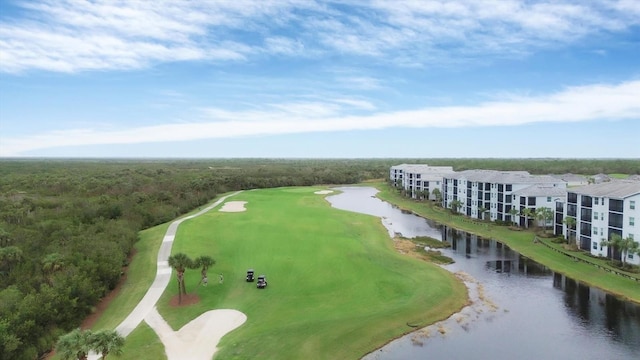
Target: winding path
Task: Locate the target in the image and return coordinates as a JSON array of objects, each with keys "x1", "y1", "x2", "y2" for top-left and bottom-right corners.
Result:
[{"x1": 88, "y1": 192, "x2": 242, "y2": 360}]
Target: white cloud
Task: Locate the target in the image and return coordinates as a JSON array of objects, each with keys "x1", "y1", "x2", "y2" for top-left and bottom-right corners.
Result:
[
  {"x1": 1, "y1": 0, "x2": 639, "y2": 73},
  {"x1": 2, "y1": 80, "x2": 638, "y2": 156}
]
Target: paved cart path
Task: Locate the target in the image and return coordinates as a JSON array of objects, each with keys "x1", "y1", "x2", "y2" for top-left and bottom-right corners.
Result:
[{"x1": 88, "y1": 192, "x2": 242, "y2": 360}]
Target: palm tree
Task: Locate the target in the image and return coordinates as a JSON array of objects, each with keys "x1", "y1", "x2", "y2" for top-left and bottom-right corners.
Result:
[
  {"x1": 563, "y1": 216, "x2": 577, "y2": 244},
  {"x1": 89, "y1": 329, "x2": 125, "y2": 360},
  {"x1": 508, "y1": 208, "x2": 519, "y2": 226},
  {"x1": 450, "y1": 199, "x2": 463, "y2": 214},
  {"x1": 42, "y1": 253, "x2": 66, "y2": 285},
  {"x1": 56, "y1": 328, "x2": 93, "y2": 360},
  {"x1": 0, "y1": 246, "x2": 23, "y2": 275},
  {"x1": 168, "y1": 253, "x2": 194, "y2": 304},
  {"x1": 601, "y1": 233, "x2": 623, "y2": 263},
  {"x1": 535, "y1": 207, "x2": 554, "y2": 233},
  {"x1": 618, "y1": 236, "x2": 639, "y2": 266},
  {"x1": 194, "y1": 255, "x2": 216, "y2": 285},
  {"x1": 432, "y1": 188, "x2": 442, "y2": 204},
  {"x1": 478, "y1": 207, "x2": 488, "y2": 221},
  {"x1": 521, "y1": 208, "x2": 534, "y2": 229}
]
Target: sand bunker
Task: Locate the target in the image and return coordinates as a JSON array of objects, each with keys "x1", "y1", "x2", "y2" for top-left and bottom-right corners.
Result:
[
  {"x1": 314, "y1": 190, "x2": 334, "y2": 195},
  {"x1": 145, "y1": 308, "x2": 247, "y2": 360},
  {"x1": 219, "y1": 201, "x2": 247, "y2": 212}
]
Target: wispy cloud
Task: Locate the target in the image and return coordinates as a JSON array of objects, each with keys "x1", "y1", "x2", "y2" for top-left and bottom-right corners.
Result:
[
  {"x1": 1, "y1": 0, "x2": 639, "y2": 73},
  {"x1": 2, "y1": 80, "x2": 638, "y2": 156}
]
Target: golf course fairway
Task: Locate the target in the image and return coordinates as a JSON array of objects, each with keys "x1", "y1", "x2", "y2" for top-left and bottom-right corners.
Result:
[{"x1": 156, "y1": 187, "x2": 467, "y2": 359}]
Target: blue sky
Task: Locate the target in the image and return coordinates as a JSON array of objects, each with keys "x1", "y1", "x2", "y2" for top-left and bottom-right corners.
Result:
[{"x1": 1, "y1": 0, "x2": 639, "y2": 158}]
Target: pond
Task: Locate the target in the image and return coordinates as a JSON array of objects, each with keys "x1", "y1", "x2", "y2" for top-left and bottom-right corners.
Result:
[{"x1": 326, "y1": 187, "x2": 640, "y2": 360}]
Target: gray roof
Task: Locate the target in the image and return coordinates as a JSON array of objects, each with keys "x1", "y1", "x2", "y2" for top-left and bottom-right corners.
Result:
[
  {"x1": 550, "y1": 173, "x2": 588, "y2": 183},
  {"x1": 512, "y1": 185, "x2": 567, "y2": 197},
  {"x1": 570, "y1": 179, "x2": 640, "y2": 198},
  {"x1": 447, "y1": 170, "x2": 562, "y2": 184}
]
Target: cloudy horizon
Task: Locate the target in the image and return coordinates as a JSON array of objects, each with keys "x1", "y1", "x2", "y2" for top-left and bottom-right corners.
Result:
[{"x1": 1, "y1": 0, "x2": 639, "y2": 158}]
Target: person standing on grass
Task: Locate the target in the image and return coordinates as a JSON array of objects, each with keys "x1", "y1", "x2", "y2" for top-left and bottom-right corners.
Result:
[{"x1": 219, "y1": 273, "x2": 224, "y2": 284}]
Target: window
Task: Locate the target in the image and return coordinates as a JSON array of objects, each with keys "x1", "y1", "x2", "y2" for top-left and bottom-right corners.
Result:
[
  {"x1": 593, "y1": 227, "x2": 598, "y2": 234},
  {"x1": 593, "y1": 242, "x2": 598, "y2": 250},
  {"x1": 631, "y1": 200, "x2": 636, "y2": 210},
  {"x1": 595, "y1": 198, "x2": 599, "y2": 205},
  {"x1": 547, "y1": 197, "x2": 552, "y2": 202},
  {"x1": 594, "y1": 211, "x2": 598, "y2": 220},
  {"x1": 601, "y1": 213, "x2": 604, "y2": 220},
  {"x1": 631, "y1": 217, "x2": 636, "y2": 226},
  {"x1": 629, "y1": 253, "x2": 634, "y2": 260},
  {"x1": 600, "y1": 228, "x2": 604, "y2": 236}
]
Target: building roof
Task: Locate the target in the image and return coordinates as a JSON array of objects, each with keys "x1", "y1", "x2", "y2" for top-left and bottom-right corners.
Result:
[
  {"x1": 550, "y1": 173, "x2": 588, "y2": 183},
  {"x1": 390, "y1": 164, "x2": 428, "y2": 171},
  {"x1": 446, "y1": 169, "x2": 562, "y2": 184},
  {"x1": 569, "y1": 179, "x2": 640, "y2": 198},
  {"x1": 512, "y1": 184, "x2": 567, "y2": 197}
]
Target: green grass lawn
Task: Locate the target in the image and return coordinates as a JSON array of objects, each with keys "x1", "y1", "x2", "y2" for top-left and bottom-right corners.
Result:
[
  {"x1": 373, "y1": 182, "x2": 640, "y2": 304},
  {"x1": 156, "y1": 187, "x2": 467, "y2": 359}
]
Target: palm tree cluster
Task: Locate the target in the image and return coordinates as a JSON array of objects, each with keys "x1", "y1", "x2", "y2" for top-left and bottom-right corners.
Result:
[
  {"x1": 56, "y1": 328, "x2": 124, "y2": 360},
  {"x1": 601, "y1": 233, "x2": 640, "y2": 267},
  {"x1": 167, "y1": 253, "x2": 215, "y2": 304}
]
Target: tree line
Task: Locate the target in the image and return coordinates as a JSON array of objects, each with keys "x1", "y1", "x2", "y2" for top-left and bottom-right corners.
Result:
[{"x1": 0, "y1": 158, "x2": 637, "y2": 359}]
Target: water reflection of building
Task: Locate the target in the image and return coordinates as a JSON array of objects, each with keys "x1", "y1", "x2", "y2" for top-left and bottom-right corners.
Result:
[
  {"x1": 553, "y1": 273, "x2": 640, "y2": 347},
  {"x1": 441, "y1": 226, "x2": 552, "y2": 276}
]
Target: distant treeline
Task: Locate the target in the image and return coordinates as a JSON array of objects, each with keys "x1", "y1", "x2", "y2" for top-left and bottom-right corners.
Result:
[{"x1": 0, "y1": 157, "x2": 638, "y2": 358}]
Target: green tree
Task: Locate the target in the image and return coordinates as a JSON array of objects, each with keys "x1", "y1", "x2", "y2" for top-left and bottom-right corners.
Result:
[
  {"x1": 521, "y1": 208, "x2": 534, "y2": 229},
  {"x1": 478, "y1": 207, "x2": 488, "y2": 221},
  {"x1": 536, "y1": 207, "x2": 554, "y2": 233},
  {"x1": 618, "y1": 236, "x2": 639, "y2": 266},
  {"x1": 168, "y1": 253, "x2": 194, "y2": 304},
  {"x1": 601, "y1": 233, "x2": 623, "y2": 262},
  {"x1": 563, "y1": 216, "x2": 577, "y2": 244},
  {"x1": 194, "y1": 255, "x2": 216, "y2": 285},
  {"x1": 432, "y1": 188, "x2": 442, "y2": 204},
  {"x1": 0, "y1": 246, "x2": 23, "y2": 275},
  {"x1": 42, "y1": 253, "x2": 66, "y2": 285},
  {"x1": 508, "y1": 208, "x2": 519, "y2": 225},
  {"x1": 56, "y1": 328, "x2": 93, "y2": 360},
  {"x1": 0, "y1": 227, "x2": 11, "y2": 247},
  {"x1": 450, "y1": 199, "x2": 463, "y2": 214},
  {"x1": 89, "y1": 329, "x2": 125, "y2": 360}
]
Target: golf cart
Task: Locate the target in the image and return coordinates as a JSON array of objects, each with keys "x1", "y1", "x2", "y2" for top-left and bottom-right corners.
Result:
[
  {"x1": 257, "y1": 275, "x2": 267, "y2": 289},
  {"x1": 246, "y1": 269, "x2": 255, "y2": 282}
]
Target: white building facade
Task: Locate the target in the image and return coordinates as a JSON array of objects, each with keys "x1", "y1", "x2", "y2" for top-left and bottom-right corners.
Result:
[
  {"x1": 442, "y1": 170, "x2": 567, "y2": 224},
  {"x1": 564, "y1": 180, "x2": 640, "y2": 265}
]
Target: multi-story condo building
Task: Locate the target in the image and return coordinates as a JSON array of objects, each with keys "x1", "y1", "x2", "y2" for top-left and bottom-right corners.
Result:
[
  {"x1": 442, "y1": 170, "x2": 566, "y2": 224},
  {"x1": 563, "y1": 180, "x2": 640, "y2": 265},
  {"x1": 389, "y1": 164, "x2": 454, "y2": 200},
  {"x1": 402, "y1": 165, "x2": 454, "y2": 200}
]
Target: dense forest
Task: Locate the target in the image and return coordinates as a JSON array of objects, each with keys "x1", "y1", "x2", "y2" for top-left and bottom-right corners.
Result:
[{"x1": 1, "y1": 158, "x2": 638, "y2": 359}]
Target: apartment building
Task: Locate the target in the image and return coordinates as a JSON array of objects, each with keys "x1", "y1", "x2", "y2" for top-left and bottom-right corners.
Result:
[
  {"x1": 563, "y1": 180, "x2": 640, "y2": 265},
  {"x1": 442, "y1": 170, "x2": 566, "y2": 223},
  {"x1": 389, "y1": 164, "x2": 454, "y2": 200},
  {"x1": 402, "y1": 165, "x2": 454, "y2": 200}
]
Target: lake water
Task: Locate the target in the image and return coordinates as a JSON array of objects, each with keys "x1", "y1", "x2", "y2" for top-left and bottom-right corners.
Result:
[{"x1": 326, "y1": 187, "x2": 640, "y2": 360}]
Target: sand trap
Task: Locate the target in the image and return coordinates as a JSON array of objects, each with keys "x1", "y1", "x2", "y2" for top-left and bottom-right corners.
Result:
[
  {"x1": 145, "y1": 308, "x2": 247, "y2": 360},
  {"x1": 219, "y1": 201, "x2": 247, "y2": 212},
  {"x1": 314, "y1": 190, "x2": 334, "y2": 195}
]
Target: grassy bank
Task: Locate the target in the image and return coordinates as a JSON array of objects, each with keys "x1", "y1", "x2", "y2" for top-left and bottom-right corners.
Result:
[
  {"x1": 372, "y1": 182, "x2": 640, "y2": 304},
  {"x1": 156, "y1": 187, "x2": 467, "y2": 359}
]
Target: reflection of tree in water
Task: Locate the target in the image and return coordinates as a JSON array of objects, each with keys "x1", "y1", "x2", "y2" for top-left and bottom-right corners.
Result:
[{"x1": 553, "y1": 273, "x2": 640, "y2": 347}]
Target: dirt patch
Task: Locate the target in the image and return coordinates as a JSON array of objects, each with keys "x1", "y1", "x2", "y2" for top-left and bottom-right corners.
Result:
[
  {"x1": 81, "y1": 248, "x2": 137, "y2": 330},
  {"x1": 169, "y1": 293, "x2": 201, "y2": 307}
]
